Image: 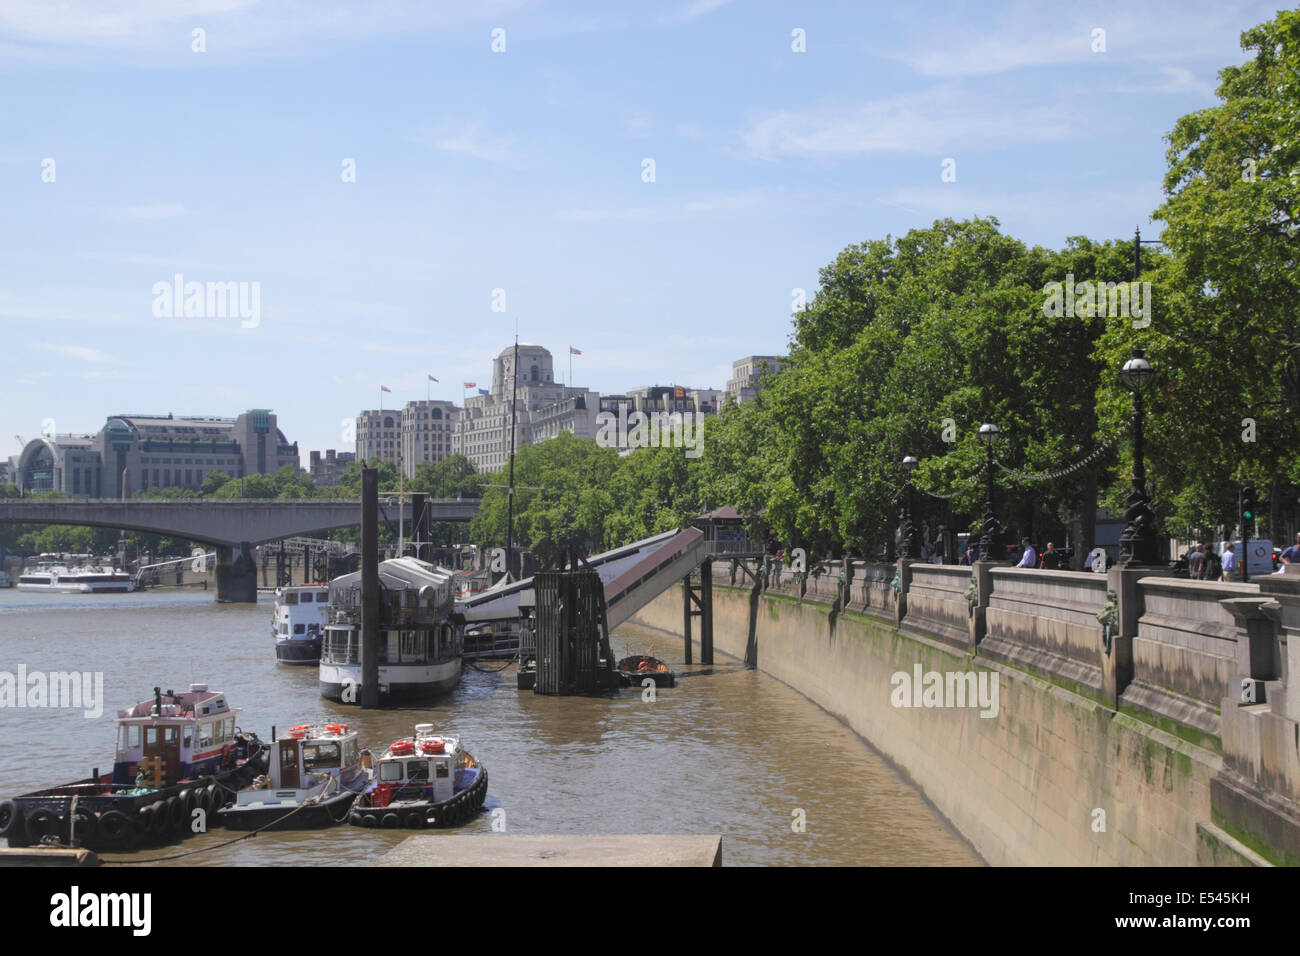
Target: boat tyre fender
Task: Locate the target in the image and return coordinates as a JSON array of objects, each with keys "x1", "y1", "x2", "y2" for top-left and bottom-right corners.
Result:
[
  {"x1": 403, "y1": 809, "x2": 424, "y2": 829},
  {"x1": 179, "y1": 788, "x2": 195, "y2": 816},
  {"x1": 97, "y1": 810, "x2": 135, "y2": 847},
  {"x1": 195, "y1": 786, "x2": 212, "y2": 816},
  {"x1": 380, "y1": 812, "x2": 400, "y2": 829},
  {"x1": 205, "y1": 783, "x2": 222, "y2": 811},
  {"x1": 0, "y1": 800, "x2": 19, "y2": 839},
  {"x1": 70, "y1": 805, "x2": 97, "y2": 843},
  {"x1": 166, "y1": 796, "x2": 186, "y2": 831},
  {"x1": 25, "y1": 808, "x2": 63, "y2": 843}
]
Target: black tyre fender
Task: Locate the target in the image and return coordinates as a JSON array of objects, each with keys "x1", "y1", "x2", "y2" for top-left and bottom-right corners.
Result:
[
  {"x1": 70, "y1": 806, "x2": 96, "y2": 842},
  {"x1": 204, "y1": 783, "x2": 221, "y2": 811},
  {"x1": 25, "y1": 808, "x2": 62, "y2": 842},
  {"x1": 0, "y1": 800, "x2": 19, "y2": 839},
  {"x1": 165, "y1": 796, "x2": 186, "y2": 830},
  {"x1": 403, "y1": 809, "x2": 424, "y2": 829},
  {"x1": 358, "y1": 812, "x2": 377, "y2": 828},
  {"x1": 97, "y1": 809, "x2": 132, "y2": 846},
  {"x1": 380, "y1": 812, "x2": 400, "y2": 829}
]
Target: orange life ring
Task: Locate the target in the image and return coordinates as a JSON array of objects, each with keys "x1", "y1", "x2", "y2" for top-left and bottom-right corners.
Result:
[
  {"x1": 326, "y1": 723, "x2": 347, "y2": 735},
  {"x1": 390, "y1": 740, "x2": 414, "y2": 756},
  {"x1": 421, "y1": 739, "x2": 445, "y2": 755}
]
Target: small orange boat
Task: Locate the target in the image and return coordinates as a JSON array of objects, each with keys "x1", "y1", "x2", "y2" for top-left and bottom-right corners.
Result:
[{"x1": 616, "y1": 655, "x2": 676, "y2": 688}]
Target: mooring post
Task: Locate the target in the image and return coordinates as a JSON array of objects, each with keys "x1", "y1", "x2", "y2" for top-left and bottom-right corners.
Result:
[
  {"x1": 682, "y1": 569, "x2": 694, "y2": 665},
  {"x1": 701, "y1": 560, "x2": 714, "y2": 665},
  {"x1": 360, "y1": 467, "x2": 380, "y2": 708}
]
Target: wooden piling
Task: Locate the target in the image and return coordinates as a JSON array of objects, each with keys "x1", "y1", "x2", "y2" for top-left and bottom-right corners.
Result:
[{"x1": 360, "y1": 467, "x2": 380, "y2": 708}]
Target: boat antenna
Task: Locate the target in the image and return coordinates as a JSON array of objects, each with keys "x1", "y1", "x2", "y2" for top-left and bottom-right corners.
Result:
[{"x1": 505, "y1": 335, "x2": 519, "y2": 583}]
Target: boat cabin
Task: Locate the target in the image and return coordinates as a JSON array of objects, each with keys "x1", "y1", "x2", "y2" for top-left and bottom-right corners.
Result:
[
  {"x1": 371, "y1": 724, "x2": 460, "y2": 806},
  {"x1": 266, "y1": 724, "x2": 361, "y2": 791},
  {"x1": 112, "y1": 684, "x2": 242, "y2": 786}
]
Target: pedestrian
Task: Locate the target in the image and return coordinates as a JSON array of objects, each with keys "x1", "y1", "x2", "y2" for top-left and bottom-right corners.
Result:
[
  {"x1": 1220, "y1": 542, "x2": 1238, "y2": 581},
  {"x1": 1040, "y1": 542, "x2": 1059, "y2": 569},
  {"x1": 1204, "y1": 542, "x2": 1221, "y2": 581},
  {"x1": 1016, "y1": 538, "x2": 1037, "y2": 568},
  {"x1": 1282, "y1": 533, "x2": 1300, "y2": 565},
  {"x1": 1187, "y1": 543, "x2": 1206, "y2": 580}
]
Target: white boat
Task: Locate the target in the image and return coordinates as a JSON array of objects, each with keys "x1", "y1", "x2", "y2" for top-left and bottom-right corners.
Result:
[
  {"x1": 348, "y1": 723, "x2": 487, "y2": 829},
  {"x1": 273, "y1": 585, "x2": 329, "y2": 664},
  {"x1": 217, "y1": 722, "x2": 367, "y2": 830},
  {"x1": 320, "y1": 558, "x2": 462, "y2": 705},
  {"x1": 17, "y1": 564, "x2": 135, "y2": 593}
]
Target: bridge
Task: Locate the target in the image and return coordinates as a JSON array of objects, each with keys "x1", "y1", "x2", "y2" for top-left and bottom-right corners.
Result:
[{"x1": 0, "y1": 497, "x2": 481, "y2": 602}]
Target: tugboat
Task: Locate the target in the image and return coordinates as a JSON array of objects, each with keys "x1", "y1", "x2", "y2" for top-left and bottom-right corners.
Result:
[
  {"x1": 348, "y1": 724, "x2": 487, "y2": 830},
  {"x1": 217, "y1": 722, "x2": 367, "y2": 830},
  {"x1": 0, "y1": 684, "x2": 267, "y2": 851},
  {"x1": 320, "y1": 558, "x2": 463, "y2": 705},
  {"x1": 273, "y1": 585, "x2": 330, "y2": 664}
]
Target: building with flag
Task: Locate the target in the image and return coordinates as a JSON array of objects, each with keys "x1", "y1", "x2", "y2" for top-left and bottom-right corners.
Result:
[
  {"x1": 400, "y1": 399, "x2": 458, "y2": 477},
  {"x1": 451, "y1": 343, "x2": 598, "y2": 473}
]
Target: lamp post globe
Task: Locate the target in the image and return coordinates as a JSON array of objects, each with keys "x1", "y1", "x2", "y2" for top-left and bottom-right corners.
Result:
[
  {"x1": 976, "y1": 423, "x2": 1003, "y2": 562},
  {"x1": 899, "y1": 455, "x2": 921, "y2": 560}
]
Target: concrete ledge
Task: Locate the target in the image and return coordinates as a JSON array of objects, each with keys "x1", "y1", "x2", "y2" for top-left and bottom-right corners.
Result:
[
  {"x1": 375, "y1": 834, "x2": 723, "y2": 867},
  {"x1": 0, "y1": 847, "x2": 100, "y2": 867}
]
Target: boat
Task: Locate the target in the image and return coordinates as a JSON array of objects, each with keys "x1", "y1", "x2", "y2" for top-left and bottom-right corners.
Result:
[
  {"x1": 273, "y1": 584, "x2": 329, "y2": 664},
  {"x1": 516, "y1": 655, "x2": 537, "y2": 690},
  {"x1": 320, "y1": 557, "x2": 463, "y2": 705},
  {"x1": 0, "y1": 684, "x2": 268, "y2": 851},
  {"x1": 17, "y1": 564, "x2": 135, "y2": 593},
  {"x1": 216, "y1": 722, "x2": 367, "y2": 830},
  {"x1": 617, "y1": 654, "x2": 676, "y2": 688},
  {"x1": 348, "y1": 724, "x2": 487, "y2": 830}
]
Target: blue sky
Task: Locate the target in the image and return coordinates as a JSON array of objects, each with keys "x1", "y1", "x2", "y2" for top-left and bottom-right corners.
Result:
[{"x1": 0, "y1": 0, "x2": 1282, "y2": 461}]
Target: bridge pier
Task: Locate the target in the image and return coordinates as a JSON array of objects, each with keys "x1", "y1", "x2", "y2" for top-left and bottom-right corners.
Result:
[
  {"x1": 215, "y1": 541, "x2": 258, "y2": 603},
  {"x1": 682, "y1": 565, "x2": 713, "y2": 665}
]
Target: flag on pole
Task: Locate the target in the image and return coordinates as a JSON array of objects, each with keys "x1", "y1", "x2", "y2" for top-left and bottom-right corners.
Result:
[
  {"x1": 569, "y1": 346, "x2": 582, "y2": 355},
  {"x1": 478, "y1": 388, "x2": 490, "y2": 396},
  {"x1": 463, "y1": 382, "x2": 476, "y2": 388},
  {"x1": 428, "y1": 375, "x2": 438, "y2": 383},
  {"x1": 380, "y1": 385, "x2": 391, "y2": 393}
]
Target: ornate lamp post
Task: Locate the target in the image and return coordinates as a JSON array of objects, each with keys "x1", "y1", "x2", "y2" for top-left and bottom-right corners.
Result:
[
  {"x1": 977, "y1": 423, "x2": 1003, "y2": 562},
  {"x1": 899, "y1": 455, "x2": 920, "y2": 559},
  {"x1": 1118, "y1": 349, "x2": 1160, "y2": 566}
]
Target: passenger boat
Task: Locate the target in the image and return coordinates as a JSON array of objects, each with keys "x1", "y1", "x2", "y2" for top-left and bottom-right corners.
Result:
[
  {"x1": 0, "y1": 684, "x2": 267, "y2": 851},
  {"x1": 348, "y1": 724, "x2": 487, "y2": 830},
  {"x1": 320, "y1": 558, "x2": 463, "y2": 705},
  {"x1": 216, "y1": 722, "x2": 367, "y2": 830},
  {"x1": 17, "y1": 564, "x2": 135, "y2": 593},
  {"x1": 617, "y1": 654, "x2": 676, "y2": 688},
  {"x1": 273, "y1": 584, "x2": 329, "y2": 664}
]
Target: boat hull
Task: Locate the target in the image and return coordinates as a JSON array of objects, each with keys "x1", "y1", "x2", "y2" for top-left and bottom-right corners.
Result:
[
  {"x1": 319, "y1": 658, "x2": 462, "y2": 705},
  {"x1": 275, "y1": 637, "x2": 322, "y2": 664},
  {"x1": 216, "y1": 789, "x2": 360, "y2": 831}
]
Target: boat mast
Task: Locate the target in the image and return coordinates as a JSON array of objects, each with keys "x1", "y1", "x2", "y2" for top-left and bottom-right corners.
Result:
[{"x1": 505, "y1": 336, "x2": 519, "y2": 582}]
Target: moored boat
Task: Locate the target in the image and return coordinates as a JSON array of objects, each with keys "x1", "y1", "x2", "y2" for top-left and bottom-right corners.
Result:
[
  {"x1": 616, "y1": 654, "x2": 676, "y2": 688},
  {"x1": 273, "y1": 584, "x2": 329, "y2": 664},
  {"x1": 348, "y1": 724, "x2": 487, "y2": 830},
  {"x1": 17, "y1": 564, "x2": 135, "y2": 593},
  {"x1": 216, "y1": 722, "x2": 367, "y2": 830},
  {"x1": 0, "y1": 684, "x2": 267, "y2": 852}
]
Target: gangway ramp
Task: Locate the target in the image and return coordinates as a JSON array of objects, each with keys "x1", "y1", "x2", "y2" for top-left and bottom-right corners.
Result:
[{"x1": 457, "y1": 527, "x2": 706, "y2": 631}]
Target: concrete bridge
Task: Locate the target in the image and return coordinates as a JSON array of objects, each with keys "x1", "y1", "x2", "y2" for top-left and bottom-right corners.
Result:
[{"x1": 0, "y1": 497, "x2": 481, "y2": 601}]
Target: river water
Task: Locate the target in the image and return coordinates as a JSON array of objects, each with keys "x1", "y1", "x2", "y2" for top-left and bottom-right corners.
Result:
[{"x1": 0, "y1": 589, "x2": 980, "y2": 866}]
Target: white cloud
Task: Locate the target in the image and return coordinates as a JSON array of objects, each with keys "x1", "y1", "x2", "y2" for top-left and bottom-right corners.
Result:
[
  {"x1": 558, "y1": 190, "x2": 764, "y2": 223},
  {"x1": 669, "y1": 0, "x2": 737, "y2": 22},
  {"x1": 412, "y1": 123, "x2": 523, "y2": 167},
  {"x1": 37, "y1": 343, "x2": 114, "y2": 363},
  {"x1": 740, "y1": 88, "x2": 1076, "y2": 160}
]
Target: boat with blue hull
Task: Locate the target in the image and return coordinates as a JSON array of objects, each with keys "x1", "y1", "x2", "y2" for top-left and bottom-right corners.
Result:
[
  {"x1": 348, "y1": 725, "x2": 487, "y2": 829},
  {"x1": 273, "y1": 585, "x2": 329, "y2": 664}
]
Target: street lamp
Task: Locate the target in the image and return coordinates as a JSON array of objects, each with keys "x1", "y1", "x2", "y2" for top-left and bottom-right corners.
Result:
[
  {"x1": 899, "y1": 455, "x2": 920, "y2": 560},
  {"x1": 1119, "y1": 349, "x2": 1160, "y2": 566},
  {"x1": 977, "y1": 423, "x2": 1003, "y2": 562}
]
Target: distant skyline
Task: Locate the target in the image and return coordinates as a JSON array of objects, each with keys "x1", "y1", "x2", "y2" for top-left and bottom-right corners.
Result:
[{"x1": 0, "y1": 0, "x2": 1280, "y2": 459}]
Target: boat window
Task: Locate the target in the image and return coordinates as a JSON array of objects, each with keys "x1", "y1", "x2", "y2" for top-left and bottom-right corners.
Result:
[
  {"x1": 379, "y1": 761, "x2": 404, "y2": 782},
  {"x1": 128, "y1": 725, "x2": 141, "y2": 749},
  {"x1": 294, "y1": 624, "x2": 306, "y2": 635},
  {"x1": 281, "y1": 623, "x2": 289, "y2": 635},
  {"x1": 224, "y1": 717, "x2": 235, "y2": 740},
  {"x1": 199, "y1": 722, "x2": 215, "y2": 749},
  {"x1": 145, "y1": 728, "x2": 159, "y2": 746},
  {"x1": 285, "y1": 592, "x2": 298, "y2": 605},
  {"x1": 183, "y1": 728, "x2": 192, "y2": 749},
  {"x1": 164, "y1": 726, "x2": 178, "y2": 744},
  {"x1": 435, "y1": 764, "x2": 450, "y2": 778},
  {"x1": 406, "y1": 761, "x2": 429, "y2": 782},
  {"x1": 299, "y1": 592, "x2": 313, "y2": 603},
  {"x1": 303, "y1": 742, "x2": 340, "y2": 770}
]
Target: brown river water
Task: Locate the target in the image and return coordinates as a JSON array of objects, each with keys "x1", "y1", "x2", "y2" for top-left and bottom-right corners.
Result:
[{"x1": 0, "y1": 589, "x2": 980, "y2": 866}]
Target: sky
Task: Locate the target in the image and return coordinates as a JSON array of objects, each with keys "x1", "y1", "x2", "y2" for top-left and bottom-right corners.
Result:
[{"x1": 0, "y1": 0, "x2": 1284, "y2": 461}]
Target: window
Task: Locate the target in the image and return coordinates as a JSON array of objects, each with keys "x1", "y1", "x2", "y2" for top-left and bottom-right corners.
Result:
[
  {"x1": 199, "y1": 723, "x2": 215, "y2": 749},
  {"x1": 300, "y1": 592, "x2": 313, "y2": 603},
  {"x1": 303, "y1": 742, "x2": 340, "y2": 770},
  {"x1": 129, "y1": 726, "x2": 140, "y2": 749},
  {"x1": 285, "y1": 592, "x2": 298, "y2": 605},
  {"x1": 294, "y1": 623, "x2": 306, "y2": 635},
  {"x1": 379, "y1": 761, "x2": 404, "y2": 782},
  {"x1": 406, "y1": 761, "x2": 429, "y2": 782}
]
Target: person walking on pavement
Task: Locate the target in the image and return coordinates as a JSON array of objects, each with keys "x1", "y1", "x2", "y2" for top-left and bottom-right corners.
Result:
[
  {"x1": 1188, "y1": 543, "x2": 1207, "y2": 580},
  {"x1": 1016, "y1": 538, "x2": 1037, "y2": 568},
  {"x1": 1220, "y1": 542, "x2": 1239, "y2": 581}
]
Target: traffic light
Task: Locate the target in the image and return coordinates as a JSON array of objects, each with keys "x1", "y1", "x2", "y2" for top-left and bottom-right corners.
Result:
[{"x1": 1241, "y1": 480, "x2": 1257, "y2": 525}]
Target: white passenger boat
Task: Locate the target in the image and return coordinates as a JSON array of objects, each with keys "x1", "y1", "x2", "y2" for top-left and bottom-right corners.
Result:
[
  {"x1": 273, "y1": 585, "x2": 329, "y2": 664},
  {"x1": 17, "y1": 564, "x2": 135, "y2": 593},
  {"x1": 320, "y1": 558, "x2": 463, "y2": 705}
]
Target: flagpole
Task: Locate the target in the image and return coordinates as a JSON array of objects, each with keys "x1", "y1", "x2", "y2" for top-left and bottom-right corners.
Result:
[{"x1": 569, "y1": 346, "x2": 572, "y2": 387}]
